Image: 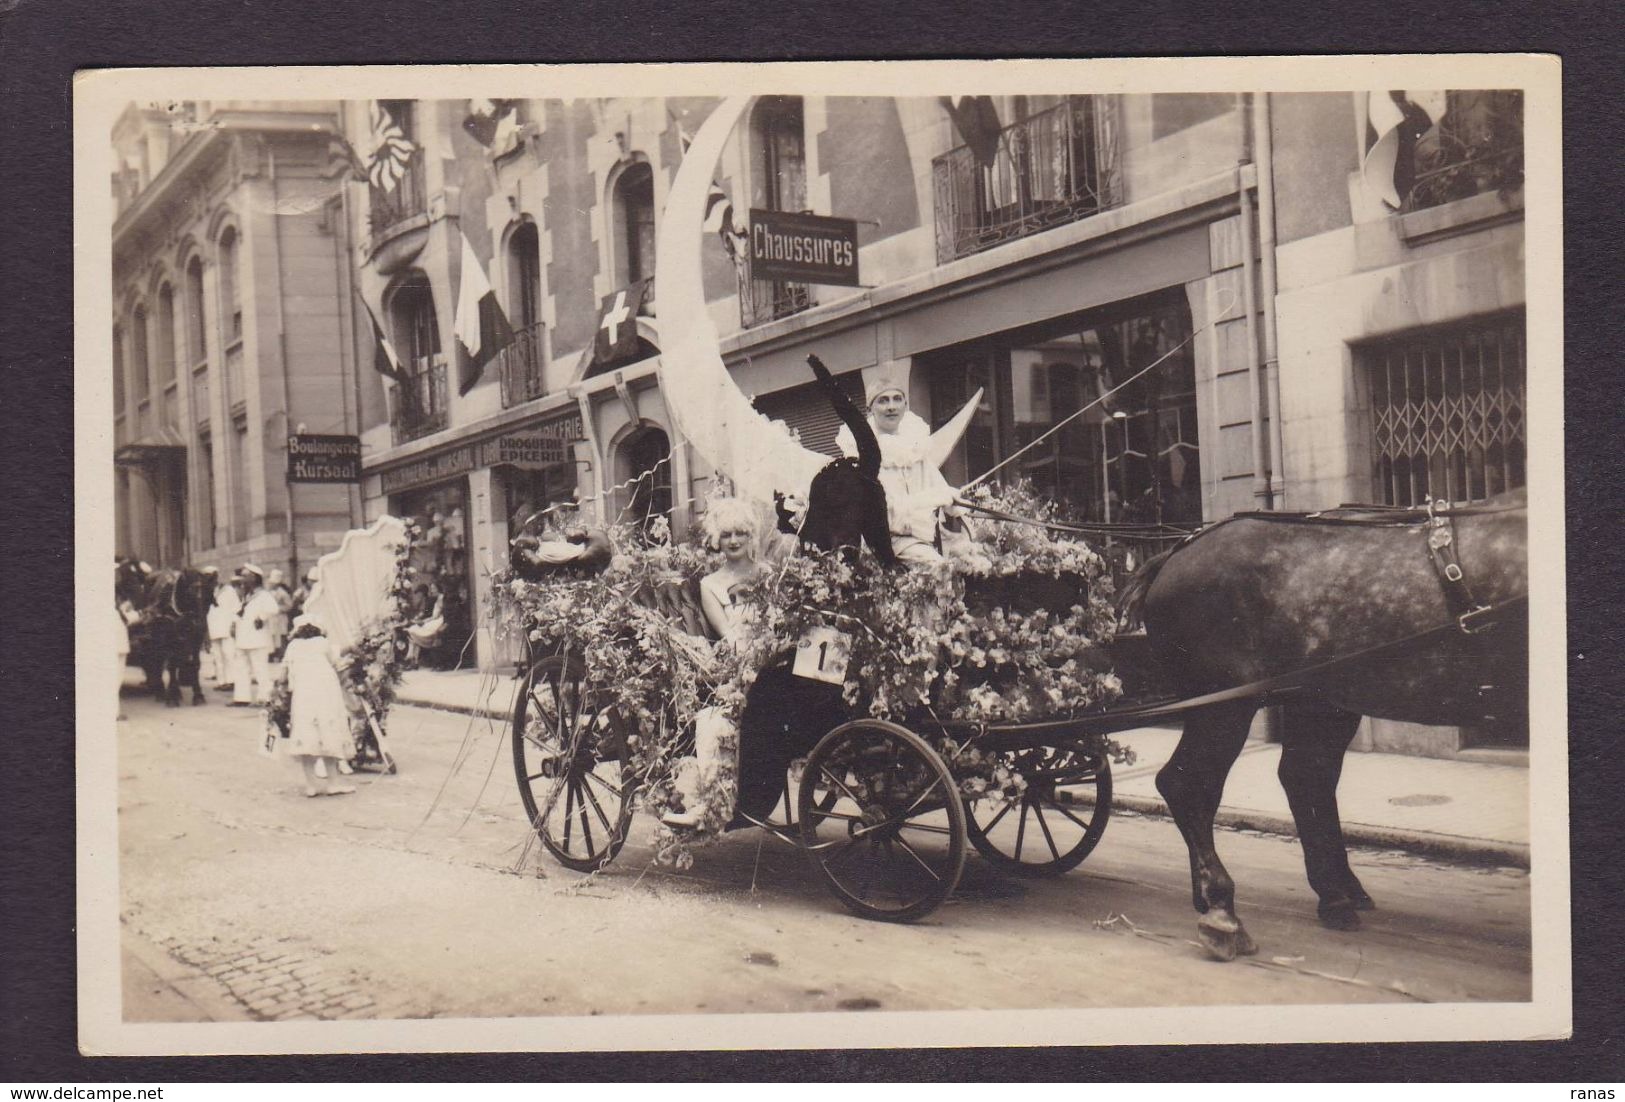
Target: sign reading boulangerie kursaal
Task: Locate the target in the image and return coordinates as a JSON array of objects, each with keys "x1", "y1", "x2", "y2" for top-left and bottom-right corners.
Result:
[
  {"x1": 748, "y1": 209, "x2": 860, "y2": 286},
  {"x1": 287, "y1": 434, "x2": 362, "y2": 483}
]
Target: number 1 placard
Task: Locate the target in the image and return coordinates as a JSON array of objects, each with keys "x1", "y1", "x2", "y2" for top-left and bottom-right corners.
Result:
[{"x1": 792, "y1": 625, "x2": 852, "y2": 685}]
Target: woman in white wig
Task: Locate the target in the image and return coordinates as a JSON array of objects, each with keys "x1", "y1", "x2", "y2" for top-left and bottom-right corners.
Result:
[
  {"x1": 835, "y1": 361, "x2": 969, "y2": 567},
  {"x1": 661, "y1": 497, "x2": 767, "y2": 829}
]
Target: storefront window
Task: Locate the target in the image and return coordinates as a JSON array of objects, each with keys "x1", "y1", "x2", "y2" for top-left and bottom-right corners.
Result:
[
  {"x1": 502, "y1": 462, "x2": 580, "y2": 540},
  {"x1": 390, "y1": 480, "x2": 473, "y2": 669},
  {"x1": 928, "y1": 295, "x2": 1200, "y2": 525}
]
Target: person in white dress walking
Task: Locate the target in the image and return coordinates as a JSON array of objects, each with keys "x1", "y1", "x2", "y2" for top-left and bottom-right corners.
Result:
[{"x1": 281, "y1": 615, "x2": 357, "y2": 797}]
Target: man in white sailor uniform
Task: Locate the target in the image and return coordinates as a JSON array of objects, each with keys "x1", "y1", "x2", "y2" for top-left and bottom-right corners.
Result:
[{"x1": 232, "y1": 564, "x2": 280, "y2": 706}]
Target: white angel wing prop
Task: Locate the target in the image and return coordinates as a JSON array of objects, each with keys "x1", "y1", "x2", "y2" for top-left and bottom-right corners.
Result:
[
  {"x1": 301, "y1": 515, "x2": 410, "y2": 653},
  {"x1": 656, "y1": 96, "x2": 985, "y2": 507}
]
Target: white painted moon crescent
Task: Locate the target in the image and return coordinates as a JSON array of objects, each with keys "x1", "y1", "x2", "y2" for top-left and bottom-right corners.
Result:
[{"x1": 654, "y1": 96, "x2": 981, "y2": 507}]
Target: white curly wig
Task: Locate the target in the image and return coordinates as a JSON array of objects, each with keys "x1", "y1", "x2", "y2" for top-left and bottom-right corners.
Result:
[{"x1": 701, "y1": 496, "x2": 762, "y2": 551}]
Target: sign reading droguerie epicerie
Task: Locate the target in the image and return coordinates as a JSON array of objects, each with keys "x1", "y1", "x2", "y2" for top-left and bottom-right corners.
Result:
[
  {"x1": 747, "y1": 209, "x2": 860, "y2": 287},
  {"x1": 378, "y1": 411, "x2": 584, "y2": 493},
  {"x1": 287, "y1": 434, "x2": 362, "y2": 483}
]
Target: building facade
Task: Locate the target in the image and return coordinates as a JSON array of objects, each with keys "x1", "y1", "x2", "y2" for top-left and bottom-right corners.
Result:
[
  {"x1": 338, "y1": 92, "x2": 1524, "y2": 756},
  {"x1": 111, "y1": 100, "x2": 365, "y2": 581}
]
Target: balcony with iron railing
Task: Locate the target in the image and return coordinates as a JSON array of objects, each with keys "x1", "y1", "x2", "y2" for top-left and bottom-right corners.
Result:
[
  {"x1": 388, "y1": 356, "x2": 450, "y2": 445},
  {"x1": 1404, "y1": 90, "x2": 1523, "y2": 214},
  {"x1": 498, "y1": 322, "x2": 548, "y2": 408},
  {"x1": 369, "y1": 153, "x2": 428, "y2": 238},
  {"x1": 738, "y1": 264, "x2": 816, "y2": 330},
  {"x1": 932, "y1": 96, "x2": 1122, "y2": 264}
]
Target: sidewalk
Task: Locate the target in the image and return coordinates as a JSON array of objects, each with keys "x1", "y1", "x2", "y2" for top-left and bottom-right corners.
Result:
[{"x1": 393, "y1": 668, "x2": 1530, "y2": 868}]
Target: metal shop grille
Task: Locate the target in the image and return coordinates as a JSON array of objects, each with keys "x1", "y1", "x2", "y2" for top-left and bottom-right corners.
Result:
[{"x1": 1365, "y1": 312, "x2": 1526, "y2": 507}]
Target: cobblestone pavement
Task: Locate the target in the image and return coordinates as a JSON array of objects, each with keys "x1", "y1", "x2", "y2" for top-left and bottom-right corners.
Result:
[{"x1": 122, "y1": 912, "x2": 424, "y2": 1021}]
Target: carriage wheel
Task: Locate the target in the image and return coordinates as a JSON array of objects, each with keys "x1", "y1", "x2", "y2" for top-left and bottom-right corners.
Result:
[
  {"x1": 797, "y1": 720, "x2": 966, "y2": 923},
  {"x1": 964, "y1": 747, "x2": 1111, "y2": 877},
  {"x1": 512, "y1": 655, "x2": 637, "y2": 872}
]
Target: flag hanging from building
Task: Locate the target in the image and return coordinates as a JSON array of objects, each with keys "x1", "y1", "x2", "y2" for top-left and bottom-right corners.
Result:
[
  {"x1": 453, "y1": 230, "x2": 516, "y2": 394},
  {"x1": 358, "y1": 295, "x2": 405, "y2": 383},
  {"x1": 366, "y1": 101, "x2": 419, "y2": 192},
  {"x1": 463, "y1": 99, "x2": 522, "y2": 154},
  {"x1": 587, "y1": 279, "x2": 650, "y2": 371},
  {"x1": 1361, "y1": 90, "x2": 1443, "y2": 210},
  {"x1": 940, "y1": 96, "x2": 1004, "y2": 168},
  {"x1": 324, "y1": 128, "x2": 368, "y2": 182}
]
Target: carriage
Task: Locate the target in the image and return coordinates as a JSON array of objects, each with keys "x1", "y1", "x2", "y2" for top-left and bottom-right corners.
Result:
[{"x1": 507, "y1": 552, "x2": 1130, "y2": 924}]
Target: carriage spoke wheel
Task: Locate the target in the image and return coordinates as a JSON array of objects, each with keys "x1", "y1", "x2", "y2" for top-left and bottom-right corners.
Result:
[
  {"x1": 965, "y1": 747, "x2": 1111, "y2": 877},
  {"x1": 511, "y1": 655, "x2": 637, "y2": 872},
  {"x1": 797, "y1": 720, "x2": 966, "y2": 923}
]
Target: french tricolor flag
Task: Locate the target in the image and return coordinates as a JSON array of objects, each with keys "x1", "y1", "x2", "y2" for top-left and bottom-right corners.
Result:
[{"x1": 453, "y1": 230, "x2": 516, "y2": 394}]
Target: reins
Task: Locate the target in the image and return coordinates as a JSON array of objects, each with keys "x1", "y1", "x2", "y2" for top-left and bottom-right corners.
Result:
[{"x1": 956, "y1": 592, "x2": 1529, "y2": 741}]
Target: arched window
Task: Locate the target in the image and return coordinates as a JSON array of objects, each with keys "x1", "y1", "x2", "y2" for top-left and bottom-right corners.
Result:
[
  {"x1": 612, "y1": 161, "x2": 656, "y2": 288},
  {"x1": 386, "y1": 272, "x2": 446, "y2": 440},
  {"x1": 751, "y1": 96, "x2": 806, "y2": 213},
  {"x1": 155, "y1": 283, "x2": 177, "y2": 390},
  {"x1": 132, "y1": 305, "x2": 150, "y2": 403},
  {"x1": 507, "y1": 221, "x2": 542, "y2": 330},
  {"x1": 113, "y1": 325, "x2": 126, "y2": 416},
  {"x1": 218, "y1": 227, "x2": 241, "y2": 344},
  {"x1": 742, "y1": 96, "x2": 811, "y2": 327},
  {"x1": 502, "y1": 221, "x2": 546, "y2": 406},
  {"x1": 185, "y1": 256, "x2": 207, "y2": 367}
]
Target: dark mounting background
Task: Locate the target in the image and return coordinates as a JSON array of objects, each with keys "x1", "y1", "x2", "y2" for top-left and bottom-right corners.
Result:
[{"x1": 1, "y1": 0, "x2": 1619, "y2": 1083}]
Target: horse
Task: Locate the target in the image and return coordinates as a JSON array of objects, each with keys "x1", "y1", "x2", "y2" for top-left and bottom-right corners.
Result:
[
  {"x1": 1118, "y1": 490, "x2": 1528, "y2": 960},
  {"x1": 123, "y1": 565, "x2": 215, "y2": 706}
]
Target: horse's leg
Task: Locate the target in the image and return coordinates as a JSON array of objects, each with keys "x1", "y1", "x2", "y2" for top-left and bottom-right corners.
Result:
[
  {"x1": 1277, "y1": 701, "x2": 1370, "y2": 930},
  {"x1": 187, "y1": 639, "x2": 206, "y2": 705},
  {"x1": 1156, "y1": 700, "x2": 1258, "y2": 961}
]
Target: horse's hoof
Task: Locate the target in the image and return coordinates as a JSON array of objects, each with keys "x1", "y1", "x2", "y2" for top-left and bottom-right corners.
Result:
[
  {"x1": 1197, "y1": 912, "x2": 1246, "y2": 962},
  {"x1": 1352, "y1": 891, "x2": 1376, "y2": 912},
  {"x1": 192, "y1": 695, "x2": 206, "y2": 706},
  {"x1": 1318, "y1": 901, "x2": 1362, "y2": 931}
]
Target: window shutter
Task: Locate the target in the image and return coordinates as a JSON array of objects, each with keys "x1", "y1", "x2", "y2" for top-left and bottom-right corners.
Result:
[{"x1": 750, "y1": 370, "x2": 866, "y2": 457}]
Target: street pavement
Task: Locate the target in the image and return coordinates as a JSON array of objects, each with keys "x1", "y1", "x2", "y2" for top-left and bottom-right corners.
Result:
[{"x1": 112, "y1": 671, "x2": 1533, "y2": 1025}]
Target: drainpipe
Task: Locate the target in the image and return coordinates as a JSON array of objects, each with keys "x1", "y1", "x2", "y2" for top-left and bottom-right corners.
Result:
[
  {"x1": 1235, "y1": 107, "x2": 1270, "y2": 508},
  {"x1": 1254, "y1": 93, "x2": 1287, "y2": 508},
  {"x1": 330, "y1": 137, "x2": 363, "y2": 530},
  {"x1": 269, "y1": 143, "x2": 300, "y2": 581}
]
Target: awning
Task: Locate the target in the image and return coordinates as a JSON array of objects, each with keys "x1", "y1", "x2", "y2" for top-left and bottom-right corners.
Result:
[{"x1": 115, "y1": 427, "x2": 187, "y2": 468}]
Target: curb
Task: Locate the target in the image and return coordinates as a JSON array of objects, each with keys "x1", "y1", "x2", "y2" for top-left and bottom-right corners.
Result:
[
  {"x1": 121, "y1": 927, "x2": 253, "y2": 1023},
  {"x1": 397, "y1": 697, "x2": 510, "y2": 722},
  {"x1": 1103, "y1": 791, "x2": 1530, "y2": 870}
]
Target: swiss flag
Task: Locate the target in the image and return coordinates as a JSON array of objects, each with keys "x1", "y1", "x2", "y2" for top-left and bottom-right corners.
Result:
[{"x1": 587, "y1": 280, "x2": 650, "y2": 371}]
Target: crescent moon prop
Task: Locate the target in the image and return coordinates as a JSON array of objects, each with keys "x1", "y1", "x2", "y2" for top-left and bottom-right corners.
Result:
[{"x1": 653, "y1": 96, "x2": 982, "y2": 507}]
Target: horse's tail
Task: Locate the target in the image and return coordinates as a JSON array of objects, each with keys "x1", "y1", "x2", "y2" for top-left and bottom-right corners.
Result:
[
  {"x1": 808, "y1": 354, "x2": 880, "y2": 479},
  {"x1": 1116, "y1": 547, "x2": 1177, "y2": 626}
]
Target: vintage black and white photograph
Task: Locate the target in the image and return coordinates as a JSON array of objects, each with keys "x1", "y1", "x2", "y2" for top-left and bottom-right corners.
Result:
[{"x1": 74, "y1": 58, "x2": 1567, "y2": 1054}]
